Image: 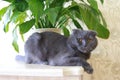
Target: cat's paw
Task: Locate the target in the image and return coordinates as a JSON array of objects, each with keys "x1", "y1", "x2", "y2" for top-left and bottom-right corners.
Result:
[
  {"x1": 85, "y1": 67, "x2": 93, "y2": 74},
  {"x1": 41, "y1": 61, "x2": 48, "y2": 65},
  {"x1": 83, "y1": 63, "x2": 93, "y2": 74},
  {"x1": 34, "y1": 61, "x2": 48, "y2": 65}
]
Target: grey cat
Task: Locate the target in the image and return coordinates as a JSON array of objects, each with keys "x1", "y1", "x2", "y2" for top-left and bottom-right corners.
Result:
[{"x1": 16, "y1": 29, "x2": 98, "y2": 74}]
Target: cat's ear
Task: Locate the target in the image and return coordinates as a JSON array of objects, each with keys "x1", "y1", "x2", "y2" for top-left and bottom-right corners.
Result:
[
  {"x1": 90, "y1": 31, "x2": 97, "y2": 36},
  {"x1": 72, "y1": 29, "x2": 82, "y2": 34}
]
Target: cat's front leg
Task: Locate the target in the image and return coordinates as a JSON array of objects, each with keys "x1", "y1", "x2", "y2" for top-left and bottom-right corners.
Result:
[
  {"x1": 64, "y1": 57, "x2": 93, "y2": 74},
  {"x1": 80, "y1": 61, "x2": 93, "y2": 74}
]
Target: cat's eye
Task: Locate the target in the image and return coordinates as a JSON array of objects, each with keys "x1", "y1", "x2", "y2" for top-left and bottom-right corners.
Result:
[
  {"x1": 88, "y1": 39, "x2": 92, "y2": 42},
  {"x1": 79, "y1": 38, "x2": 82, "y2": 42}
]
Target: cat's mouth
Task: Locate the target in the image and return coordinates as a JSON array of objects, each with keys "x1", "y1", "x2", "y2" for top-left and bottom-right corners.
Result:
[
  {"x1": 81, "y1": 50, "x2": 88, "y2": 53},
  {"x1": 78, "y1": 47, "x2": 90, "y2": 53}
]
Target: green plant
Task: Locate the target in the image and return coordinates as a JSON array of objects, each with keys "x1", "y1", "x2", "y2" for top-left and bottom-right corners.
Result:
[{"x1": 0, "y1": 0, "x2": 110, "y2": 52}]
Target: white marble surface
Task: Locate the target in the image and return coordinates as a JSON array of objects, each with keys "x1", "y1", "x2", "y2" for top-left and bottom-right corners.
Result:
[{"x1": 0, "y1": 62, "x2": 83, "y2": 77}]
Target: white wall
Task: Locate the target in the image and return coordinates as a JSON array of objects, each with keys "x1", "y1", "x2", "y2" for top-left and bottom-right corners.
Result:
[
  {"x1": 0, "y1": 1, "x2": 24, "y2": 65},
  {"x1": 84, "y1": 0, "x2": 120, "y2": 80}
]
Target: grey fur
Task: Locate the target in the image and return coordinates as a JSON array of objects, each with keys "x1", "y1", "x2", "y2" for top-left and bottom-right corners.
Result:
[{"x1": 17, "y1": 29, "x2": 98, "y2": 74}]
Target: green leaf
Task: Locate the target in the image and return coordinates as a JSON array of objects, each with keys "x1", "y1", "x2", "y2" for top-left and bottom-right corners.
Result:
[
  {"x1": 72, "y1": 19, "x2": 83, "y2": 29},
  {"x1": 68, "y1": 3, "x2": 82, "y2": 19},
  {"x1": 0, "y1": 6, "x2": 8, "y2": 20},
  {"x1": 62, "y1": 26, "x2": 70, "y2": 37},
  {"x1": 20, "y1": 33, "x2": 25, "y2": 41},
  {"x1": 3, "y1": 0, "x2": 14, "y2": 3},
  {"x1": 45, "y1": 0, "x2": 54, "y2": 8},
  {"x1": 10, "y1": 11, "x2": 21, "y2": 23},
  {"x1": 87, "y1": 0, "x2": 98, "y2": 12},
  {"x1": 14, "y1": 0, "x2": 28, "y2": 12},
  {"x1": 2, "y1": 4, "x2": 14, "y2": 32},
  {"x1": 28, "y1": 0, "x2": 44, "y2": 23},
  {"x1": 78, "y1": 3, "x2": 109, "y2": 39},
  {"x1": 45, "y1": 7, "x2": 61, "y2": 26},
  {"x1": 16, "y1": 12, "x2": 27, "y2": 24},
  {"x1": 19, "y1": 19, "x2": 35, "y2": 34},
  {"x1": 12, "y1": 40, "x2": 19, "y2": 53},
  {"x1": 100, "y1": 0, "x2": 104, "y2": 4},
  {"x1": 99, "y1": 10, "x2": 107, "y2": 27},
  {"x1": 12, "y1": 26, "x2": 19, "y2": 53},
  {"x1": 95, "y1": 24, "x2": 110, "y2": 39},
  {"x1": 50, "y1": 0, "x2": 65, "y2": 7},
  {"x1": 10, "y1": 11, "x2": 27, "y2": 23},
  {"x1": 3, "y1": 21, "x2": 10, "y2": 32},
  {"x1": 57, "y1": 16, "x2": 69, "y2": 28}
]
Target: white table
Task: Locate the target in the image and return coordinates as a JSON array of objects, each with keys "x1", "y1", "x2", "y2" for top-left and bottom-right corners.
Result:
[{"x1": 0, "y1": 62, "x2": 84, "y2": 80}]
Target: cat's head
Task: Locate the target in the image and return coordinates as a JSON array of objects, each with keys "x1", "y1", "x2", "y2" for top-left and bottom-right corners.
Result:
[{"x1": 68, "y1": 29, "x2": 98, "y2": 53}]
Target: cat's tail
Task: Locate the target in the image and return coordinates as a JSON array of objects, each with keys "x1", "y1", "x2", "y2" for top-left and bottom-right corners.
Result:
[{"x1": 15, "y1": 55, "x2": 25, "y2": 62}]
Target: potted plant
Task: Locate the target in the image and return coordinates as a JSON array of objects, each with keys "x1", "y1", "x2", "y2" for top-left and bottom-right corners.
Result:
[{"x1": 0, "y1": 0, "x2": 110, "y2": 52}]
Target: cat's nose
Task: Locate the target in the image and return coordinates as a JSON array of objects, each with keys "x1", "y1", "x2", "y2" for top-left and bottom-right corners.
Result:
[
  {"x1": 82, "y1": 40, "x2": 87, "y2": 47},
  {"x1": 82, "y1": 50, "x2": 87, "y2": 53}
]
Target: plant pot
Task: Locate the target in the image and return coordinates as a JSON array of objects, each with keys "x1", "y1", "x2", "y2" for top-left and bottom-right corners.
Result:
[
  {"x1": 25, "y1": 28, "x2": 62, "y2": 41},
  {"x1": 34, "y1": 28, "x2": 62, "y2": 34}
]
